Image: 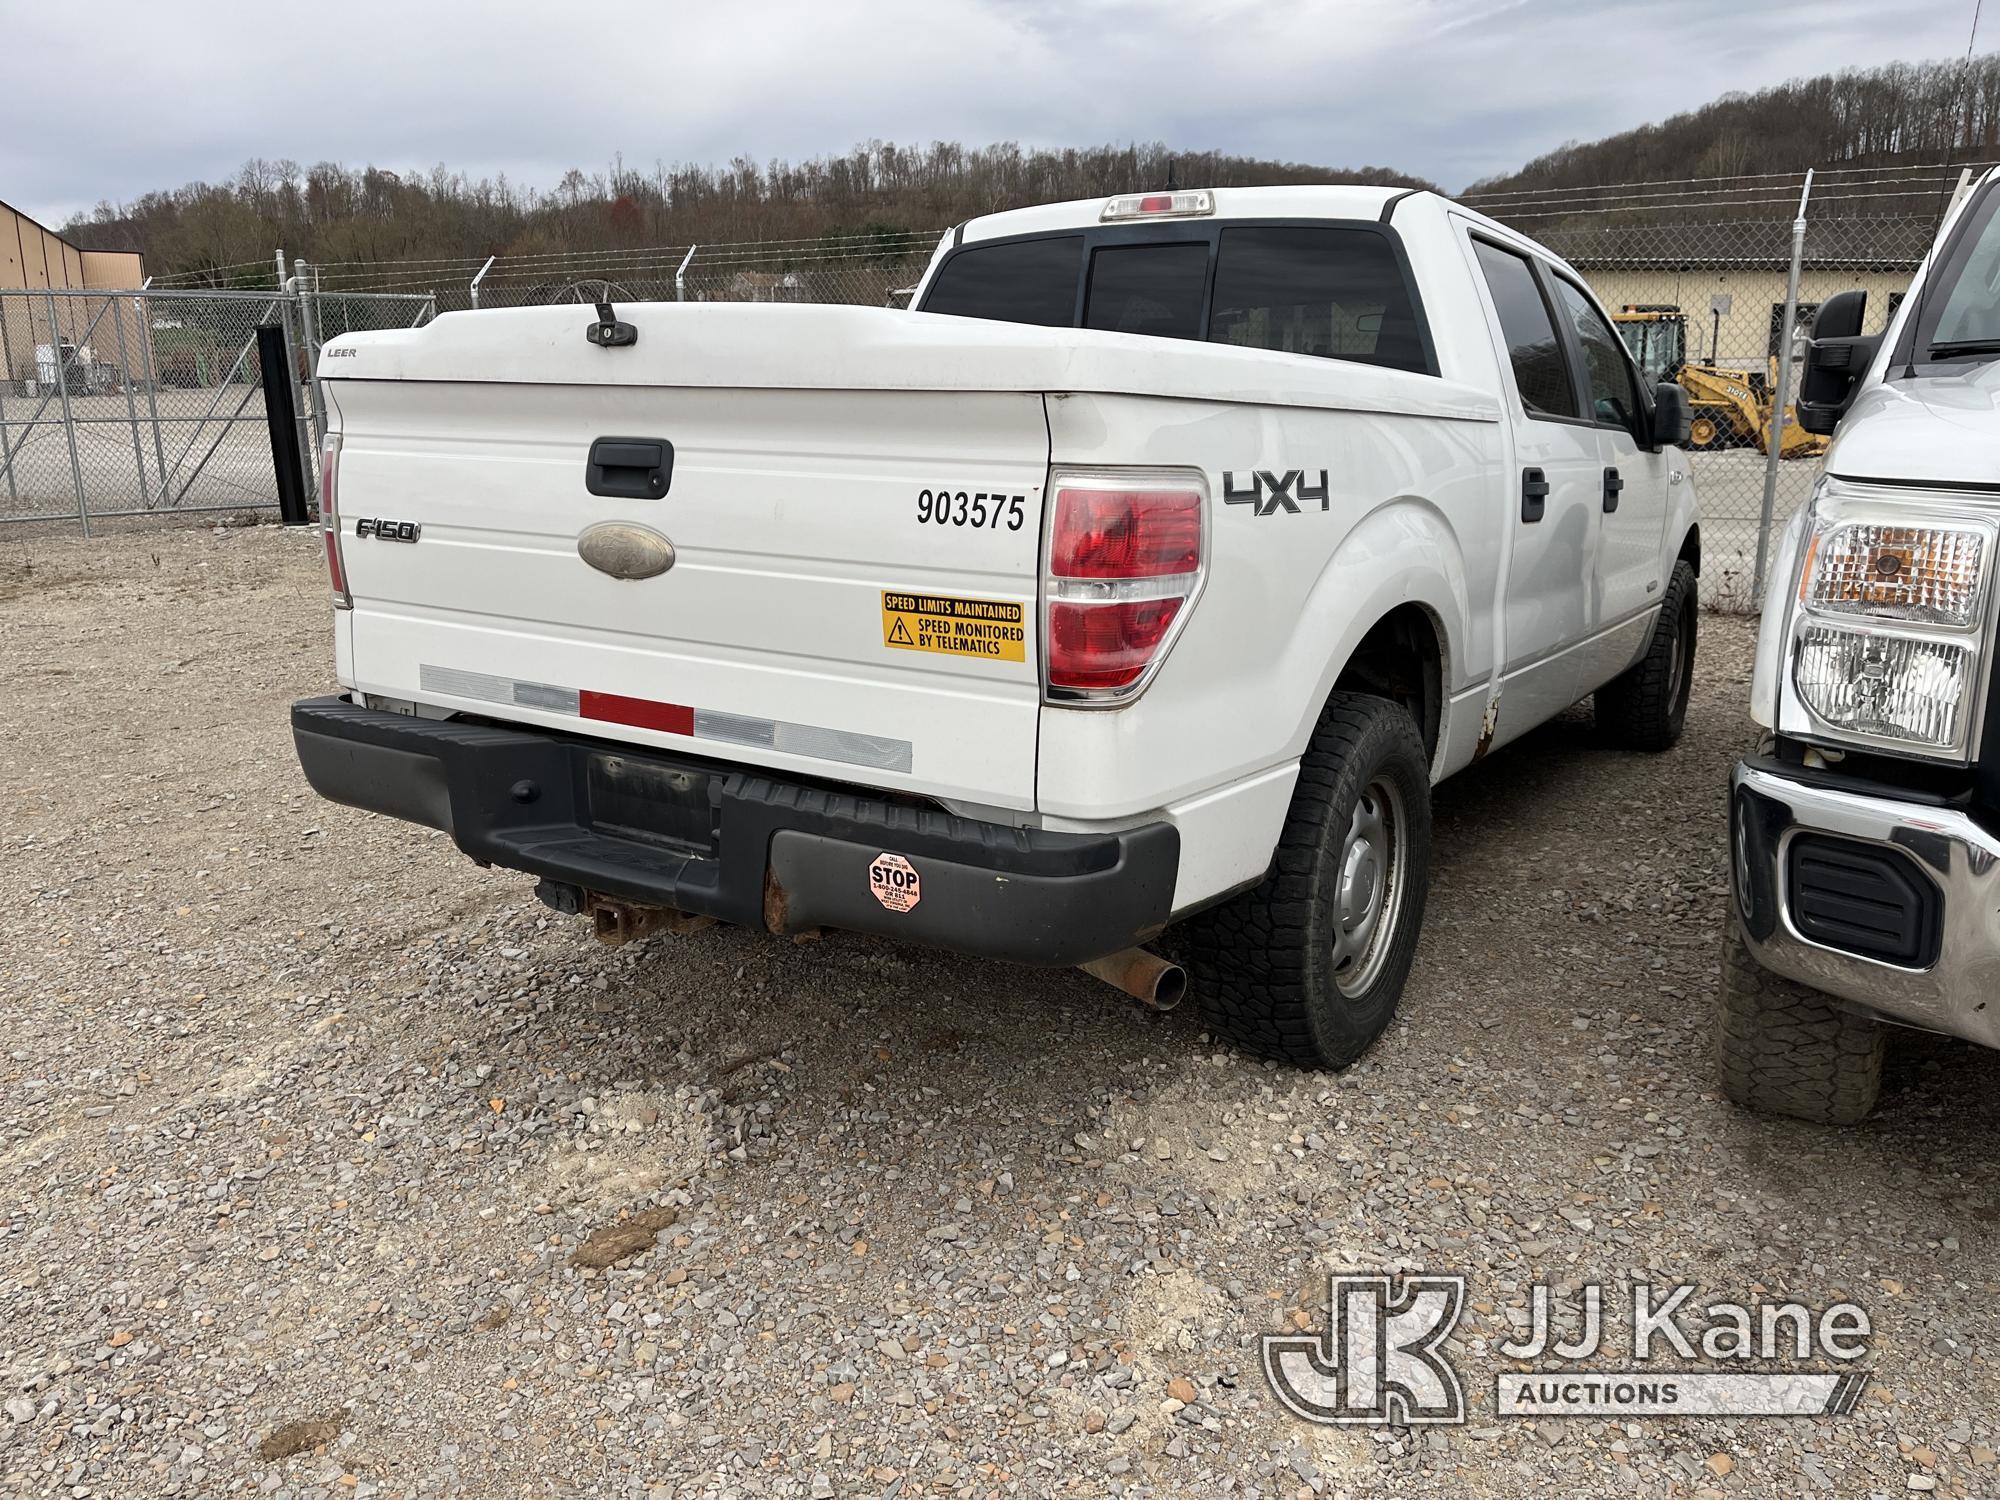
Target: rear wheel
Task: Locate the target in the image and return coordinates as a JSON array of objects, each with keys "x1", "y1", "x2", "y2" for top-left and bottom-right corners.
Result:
[
  {"x1": 1596, "y1": 560, "x2": 1697, "y2": 751},
  {"x1": 1185, "y1": 693, "x2": 1432, "y2": 1070},
  {"x1": 1716, "y1": 919, "x2": 1882, "y2": 1124}
]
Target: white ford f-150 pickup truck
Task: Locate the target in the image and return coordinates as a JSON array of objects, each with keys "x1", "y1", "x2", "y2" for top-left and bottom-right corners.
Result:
[
  {"x1": 292, "y1": 184, "x2": 1700, "y2": 1069},
  {"x1": 1722, "y1": 165, "x2": 2000, "y2": 1122}
]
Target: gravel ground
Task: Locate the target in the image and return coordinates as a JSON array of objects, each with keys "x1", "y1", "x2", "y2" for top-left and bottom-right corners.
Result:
[{"x1": 3, "y1": 525, "x2": 1998, "y2": 1500}]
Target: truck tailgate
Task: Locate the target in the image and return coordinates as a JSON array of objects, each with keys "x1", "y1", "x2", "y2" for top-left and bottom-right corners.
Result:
[{"x1": 327, "y1": 375, "x2": 1047, "y2": 809}]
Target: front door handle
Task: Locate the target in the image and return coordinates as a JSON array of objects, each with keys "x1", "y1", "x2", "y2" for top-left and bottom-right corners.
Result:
[
  {"x1": 1521, "y1": 467, "x2": 1550, "y2": 523},
  {"x1": 586, "y1": 437, "x2": 674, "y2": 499},
  {"x1": 1603, "y1": 466, "x2": 1624, "y2": 514}
]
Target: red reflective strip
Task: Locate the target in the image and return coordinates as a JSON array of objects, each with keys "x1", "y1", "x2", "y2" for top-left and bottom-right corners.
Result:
[{"x1": 578, "y1": 690, "x2": 694, "y2": 736}]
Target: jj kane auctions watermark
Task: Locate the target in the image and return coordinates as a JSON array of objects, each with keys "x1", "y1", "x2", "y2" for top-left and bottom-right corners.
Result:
[{"x1": 1262, "y1": 1274, "x2": 1871, "y2": 1425}]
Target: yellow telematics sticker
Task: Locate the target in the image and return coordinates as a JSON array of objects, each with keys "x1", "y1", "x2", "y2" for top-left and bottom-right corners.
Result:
[{"x1": 881, "y1": 591, "x2": 1026, "y2": 663}]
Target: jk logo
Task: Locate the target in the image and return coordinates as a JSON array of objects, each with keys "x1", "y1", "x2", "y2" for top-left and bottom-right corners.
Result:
[
  {"x1": 1223, "y1": 468, "x2": 1330, "y2": 517},
  {"x1": 1261, "y1": 1273, "x2": 1467, "y2": 1426}
]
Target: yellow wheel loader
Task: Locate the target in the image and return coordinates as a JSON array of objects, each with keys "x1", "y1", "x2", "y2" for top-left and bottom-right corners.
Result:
[{"x1": 1613, "y1": 310, "x2": 1828, "y2": 459}]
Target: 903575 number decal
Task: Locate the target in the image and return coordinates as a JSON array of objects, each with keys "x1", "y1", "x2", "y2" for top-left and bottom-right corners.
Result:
[{"x1": 917, "y1": 489, "x2": 1027, "y2": 531}]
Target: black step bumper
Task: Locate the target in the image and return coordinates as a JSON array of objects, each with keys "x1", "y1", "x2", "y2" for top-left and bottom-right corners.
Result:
[{"x1": 291, "y1": 696, "x2": 1178, "y2": 966}]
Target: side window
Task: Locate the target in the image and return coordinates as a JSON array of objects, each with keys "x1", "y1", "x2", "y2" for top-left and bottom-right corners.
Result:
[
  {"x1": 922, "y1": 236, "x2": 1083, "y2": 326},
  {"x1": 1553, "y1": 277, "x2": 1643, "y2": 433},
  {"x1": 1084, "y1": 243, "x2": 1208, "y2": 339},
  {"x1": 1207, "y1": 225, "x2": 1431, "y2": 373},
  {"x1": 1472, "y1": 240, "x2": 1579, "y2": 419}
]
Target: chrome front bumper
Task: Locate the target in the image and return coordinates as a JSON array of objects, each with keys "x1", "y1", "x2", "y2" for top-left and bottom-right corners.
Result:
[{"x1": 1731, "y1": 759, "x2": 2000, "y2": 1049}]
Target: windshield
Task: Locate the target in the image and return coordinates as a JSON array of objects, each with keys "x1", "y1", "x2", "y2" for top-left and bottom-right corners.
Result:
[{"x1": 1910, "y1": 182, "x2": 2000, "y2": 357}]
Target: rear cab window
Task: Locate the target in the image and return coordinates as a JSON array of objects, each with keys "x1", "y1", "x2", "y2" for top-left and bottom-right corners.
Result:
[
  {"x1": 1084, "y1": 243, "x2": 1207, "y2": 339},
  {"x1": 920, "y1": 236, "x2": 1083, "y2": 326},
  {"x1": 919, "y1": 218, "x2": 1436, "y2": 376}
]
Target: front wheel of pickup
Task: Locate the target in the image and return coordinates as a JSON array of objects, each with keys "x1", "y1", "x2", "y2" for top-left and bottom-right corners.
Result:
[
  {"x1": 1185, "y1": 693, "x2": 1432, "y2": 1070},
  {"x1": 1716, "y1": 919, "x2": 1882, "y2": 1125},
  {"x1": 1596, "y1": 558, "x2": 1698, "y2": 751}
]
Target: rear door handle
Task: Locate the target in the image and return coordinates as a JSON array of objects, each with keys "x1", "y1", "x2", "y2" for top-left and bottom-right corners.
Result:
[
  {"x1": 1521, "y1": 467, "x2": 1549, "y2": 524},
  {"x1": 586, "y1": 437, "x2": 674, "y2": 499},
  {"x1": 1603, "y1": 465, "x2": 1624, "y2": 513}
]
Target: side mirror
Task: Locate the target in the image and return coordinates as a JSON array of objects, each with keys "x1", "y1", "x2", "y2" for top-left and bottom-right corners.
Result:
[
  {"x1": 1797, "y1": 288, "x2": 1877, "y2": 436},
  {"x1": 1651, "y1": 382, "x2": 1691, "y2": 448},
  {"x1": 1813, "y1": 287, "x2": 1867, "y2": 340}
]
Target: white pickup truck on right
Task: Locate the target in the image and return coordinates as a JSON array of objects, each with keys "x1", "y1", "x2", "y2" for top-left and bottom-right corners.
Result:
[{"x1": 1725, "y1": 164, "x2": 2000, "y2": 1123}]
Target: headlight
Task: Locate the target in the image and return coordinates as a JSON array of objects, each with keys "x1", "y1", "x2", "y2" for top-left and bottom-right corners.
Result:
[
  {"x1": 1792, "y1": 624, "x2": 1975, "y2": 748},
  {"x1": 1784, "y1": 479, "x2": 1996, "y2": 760}
]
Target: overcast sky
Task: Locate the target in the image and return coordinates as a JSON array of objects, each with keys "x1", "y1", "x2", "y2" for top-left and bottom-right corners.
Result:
[{"x1": 3, "y1": 0, "x2": 1988, "y2": 227}]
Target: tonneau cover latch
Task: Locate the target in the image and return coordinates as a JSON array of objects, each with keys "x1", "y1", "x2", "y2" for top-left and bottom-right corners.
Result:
[{"x1": 586, "y1": 299, "x2": 637, "y2": 349}]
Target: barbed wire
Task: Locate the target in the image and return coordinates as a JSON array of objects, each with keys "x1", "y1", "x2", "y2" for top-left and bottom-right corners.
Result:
[{"x1": 1462, "y1": 158, "x2": 2000, "y2": 204}]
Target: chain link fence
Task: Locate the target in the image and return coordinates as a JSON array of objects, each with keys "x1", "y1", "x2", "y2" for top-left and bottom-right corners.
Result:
[
  {"x1": 0, "y1": 285, "x2": 432, "y2": 532},
  {"x1": 1527, "y1": 211, "x2": 1935, "y2": 609}
]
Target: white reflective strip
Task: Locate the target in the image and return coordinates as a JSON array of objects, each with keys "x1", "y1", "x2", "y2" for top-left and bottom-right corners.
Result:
[
  {"x1": 420, "y1": 666, "x2": 911, "y2": 773},
  {"x1": 419, "y1": 664, "x2": 578, "y2": 714},
  {"x1": 693, "y1": 707, "x2": 776, "y2": 749},
  {"x1": 770, "y1": 721, "x2": 913, "y2": 774},
  {"x1": 513, "y1": 680, "x2": 583, "y2": 713}
]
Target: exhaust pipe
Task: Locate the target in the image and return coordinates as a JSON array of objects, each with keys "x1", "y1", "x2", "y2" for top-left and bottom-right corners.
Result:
[{"x1": 1079, "y1": 947, "x2": 1187, "y2": 1011}]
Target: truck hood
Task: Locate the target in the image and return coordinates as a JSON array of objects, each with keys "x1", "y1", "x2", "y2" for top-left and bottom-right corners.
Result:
[
  {"x1": 320, "y1": 302, "x2": 1500, "y2": 424},
  {"x1": 1830, "y1": 361, "x2": 2000, "y2": 488}
]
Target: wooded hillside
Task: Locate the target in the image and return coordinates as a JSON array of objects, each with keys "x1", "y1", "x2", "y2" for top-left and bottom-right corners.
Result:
[
  {"x1": 61, "y1": 143, "x2": 1431, "y2": 286},
  {"x1": 1467, "y1": 53, "x2": 2000, "y2": 205}
]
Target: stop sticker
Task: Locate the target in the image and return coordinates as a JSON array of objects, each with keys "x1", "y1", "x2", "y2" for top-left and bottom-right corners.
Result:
[{"x1": 868, "y1": 852, "x2": 921, "y2": 913}]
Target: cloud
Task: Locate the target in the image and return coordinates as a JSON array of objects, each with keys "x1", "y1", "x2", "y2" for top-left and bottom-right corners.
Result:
[{"x1": 0, "y1": 0, "x2": 1983, "y2": 225}]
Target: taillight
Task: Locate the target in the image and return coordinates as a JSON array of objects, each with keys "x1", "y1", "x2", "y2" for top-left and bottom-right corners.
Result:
[
  {"x1": 1044, "y1": 469, "x2": 1205, "y2": 701},
  {"x1": 321, "y1": 433, "x2": 350, "y2": 610}
]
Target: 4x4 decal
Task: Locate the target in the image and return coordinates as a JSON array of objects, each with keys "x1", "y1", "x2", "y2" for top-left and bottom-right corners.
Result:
[{"x1": 1224, "y1": 469, "x2": 1329, "y2": 516}]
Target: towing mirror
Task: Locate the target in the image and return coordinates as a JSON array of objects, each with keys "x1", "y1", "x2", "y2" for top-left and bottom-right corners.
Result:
[
  {"x1": 1651, "y1": 382, "x2": 1692, "y2": 448},
  {"x1": 1797, "y1": 288, "x2": 1877, "y2": 436}
]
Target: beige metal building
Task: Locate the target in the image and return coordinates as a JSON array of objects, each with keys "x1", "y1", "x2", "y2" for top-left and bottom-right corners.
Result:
[
  {"x1": 1, "y1": 197, "x2": 143, "y2": 292},
  {"x1": 1, "y1": 197, "x2": 146, "y2": 389},
  {"x1": 1582, "y1": 263, "x2": 1912, "y2": 367}
]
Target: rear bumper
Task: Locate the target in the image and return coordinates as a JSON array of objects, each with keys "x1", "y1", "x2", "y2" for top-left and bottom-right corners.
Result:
[
  {"x1": 1730, "y1": 757, "x2": 2000, "y2": 1049},
  {"x1": 291, "y1": 696, "x2": 1178, "y2": 967}
]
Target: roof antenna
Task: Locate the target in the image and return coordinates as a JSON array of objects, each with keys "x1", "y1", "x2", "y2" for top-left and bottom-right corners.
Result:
[{"x1": 1165, "y1": 157, "x2": 1177, "y2": 191}]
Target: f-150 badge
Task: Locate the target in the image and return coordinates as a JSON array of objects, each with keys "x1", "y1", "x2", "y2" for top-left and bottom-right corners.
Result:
[
  {"x1": 1224, "y1": 469, "x2": 1329, "y2": 517},
  {"x1": 355, "y1": 517, "x2": 421, "y2": 542}
]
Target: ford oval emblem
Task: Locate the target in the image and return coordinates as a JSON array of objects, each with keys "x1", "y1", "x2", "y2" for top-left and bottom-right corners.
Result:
[{"x1": 578, "y1": 522, "x2": 676, "y2": 580}]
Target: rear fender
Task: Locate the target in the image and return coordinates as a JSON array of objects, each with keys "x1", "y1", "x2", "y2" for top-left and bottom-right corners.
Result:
[{"x1": 1287, "y1": 496, "x2": 1470, "y2": 771}]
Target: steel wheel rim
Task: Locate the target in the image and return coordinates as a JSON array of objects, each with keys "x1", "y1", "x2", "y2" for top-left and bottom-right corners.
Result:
[{"x1": 1329, "y1": 777, "x2": 1408, "y2": 998}]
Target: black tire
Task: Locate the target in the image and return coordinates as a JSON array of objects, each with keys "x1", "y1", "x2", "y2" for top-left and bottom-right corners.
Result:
[
  {"x1": 1716, "y1": 919, "x2": 1882, "y2": 1125},
  {"x1": 1596, "y1": 559, "x2": 1697, "y2": 751},
  {"x1": 1184, "y1": 693, "x2": 1432, "y2": 1070}
]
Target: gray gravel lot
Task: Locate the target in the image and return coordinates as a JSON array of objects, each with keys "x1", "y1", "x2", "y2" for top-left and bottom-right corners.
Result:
[{"x1": 3, "y1": 526, "x2": 1998, "y2": 1499}]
